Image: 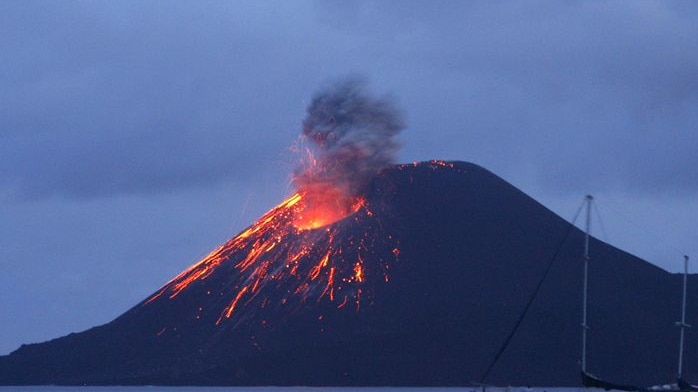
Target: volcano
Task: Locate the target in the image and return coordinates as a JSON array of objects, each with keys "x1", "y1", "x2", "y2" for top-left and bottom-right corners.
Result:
[{"x1": 0, "y1": 161, "x2": 695, "y2": 386}]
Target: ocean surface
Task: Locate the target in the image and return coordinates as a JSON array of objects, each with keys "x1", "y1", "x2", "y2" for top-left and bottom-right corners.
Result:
[{"x1": 0, "y1": 387, "x2": 590, "y2": 392}]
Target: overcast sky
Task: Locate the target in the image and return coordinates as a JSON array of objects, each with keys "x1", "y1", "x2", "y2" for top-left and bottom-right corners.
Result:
[{"x1": 1, "y1": 0, "x2": 697, "y2": 355}]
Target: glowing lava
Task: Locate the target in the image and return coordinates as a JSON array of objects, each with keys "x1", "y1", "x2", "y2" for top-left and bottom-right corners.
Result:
[
  {"x1": 144, "y1": 81, "x2": 407, "y2": 329},
  {"x1": 292, "y1": 188, "x2": 365, "y2": 231},
  {"x1": 144, "y1": 191, "x2": 398, "y2": 326}
]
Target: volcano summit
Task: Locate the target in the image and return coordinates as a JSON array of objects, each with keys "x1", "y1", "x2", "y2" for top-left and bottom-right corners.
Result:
[{"x1": 1, "y1": 160, "x2": 695, "y2": 386}]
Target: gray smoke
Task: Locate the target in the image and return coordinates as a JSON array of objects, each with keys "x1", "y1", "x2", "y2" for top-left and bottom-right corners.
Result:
[{"x1": 294, "y1": 79, "x2": 405, "y2": 198}]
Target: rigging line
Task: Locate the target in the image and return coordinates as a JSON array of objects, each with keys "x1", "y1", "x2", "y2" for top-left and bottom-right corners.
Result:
[
  {"x1": 592, "y1": 200, "x2": 609, "y2": 244},
  {"x1": 601, "y1": 195, "x2": 685, "y2": 258},
  {"x1": 588, "y1": 198, "x2": 636, "y2": 286},
  {"x1": 480, "y1": 198, "x2": 586, "y2": 384}
]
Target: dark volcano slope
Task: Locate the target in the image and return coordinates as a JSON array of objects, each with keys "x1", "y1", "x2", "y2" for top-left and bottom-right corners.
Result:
[{"x1": 0, "y1": 161, "x2": 693, "y2": 386}]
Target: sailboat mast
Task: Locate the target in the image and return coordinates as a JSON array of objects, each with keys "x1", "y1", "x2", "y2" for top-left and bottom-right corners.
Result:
[
  {"x1": 582, "y1": 195, "x2": 593, "y2": 373},
  {"x1": 677, "y1": 255, "x2": 690, "y2": 379}
]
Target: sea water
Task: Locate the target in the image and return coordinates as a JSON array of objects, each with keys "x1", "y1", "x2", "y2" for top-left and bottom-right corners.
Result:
[{"x1": 0, "y1": 388, "x2": 595, "y2": 391}]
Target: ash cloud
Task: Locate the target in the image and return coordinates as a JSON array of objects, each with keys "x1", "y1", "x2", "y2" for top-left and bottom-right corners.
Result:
[{"x1": 294, "y1": 79, "x2": 405, "y2": 198}]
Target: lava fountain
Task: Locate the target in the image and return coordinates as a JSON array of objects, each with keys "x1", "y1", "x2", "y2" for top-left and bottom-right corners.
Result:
[
  {"x1": 143, "y1": 80, "x2": 405, "y2": 326},
  {"x1": 292, "y1": 79, "x2": 404, "y2": 230}
]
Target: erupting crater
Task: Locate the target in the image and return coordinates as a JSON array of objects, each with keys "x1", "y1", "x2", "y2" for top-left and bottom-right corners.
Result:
[{"x1": 292, "y1": 189, "x2": 365, "y2": 231}]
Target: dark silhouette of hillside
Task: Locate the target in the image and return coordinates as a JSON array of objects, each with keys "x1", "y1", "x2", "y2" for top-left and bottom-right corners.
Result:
[{"x1": 0, "y1": 161, "x2": 693, "y2": 386}]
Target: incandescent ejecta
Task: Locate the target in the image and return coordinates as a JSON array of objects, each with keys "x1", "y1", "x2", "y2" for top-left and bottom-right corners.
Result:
[
  {"x1": 293, "y1": 79, "x2": 404, "y2": 230},
  {"x1": 143, "y1": 80, "x2": 405, "y2": 326}
]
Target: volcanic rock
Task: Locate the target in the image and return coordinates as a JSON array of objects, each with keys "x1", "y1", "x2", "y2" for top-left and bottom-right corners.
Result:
[{"x1": 0, "y1": 161, "x2": 693, "y2": 386}]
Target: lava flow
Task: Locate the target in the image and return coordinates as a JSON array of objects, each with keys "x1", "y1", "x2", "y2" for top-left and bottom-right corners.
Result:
[{"x1": 144, "y1": 190, "x2": 398, "y2": 326}]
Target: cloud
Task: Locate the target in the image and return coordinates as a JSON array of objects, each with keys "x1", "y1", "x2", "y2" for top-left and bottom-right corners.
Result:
[
  {"x1": 4, "y1": 1, "x2": 698, "y2": 203},
  {"x1": 324, "y1": 0, "x2": 698, "y2": 197},
  {"x1": 0, "y1": 2, "x2": 315, "y2": 201}
]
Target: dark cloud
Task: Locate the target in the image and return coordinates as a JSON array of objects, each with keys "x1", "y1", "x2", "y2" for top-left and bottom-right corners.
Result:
[
  {"x1": 346, "y1": 0, "x2": 698, "y2": 196},
  {"x1": 3, "y1": 1, "x2": 697, "y2": 201},
  {"x1": 0, "y1": 1, "x2": 309, "y2": 200}
]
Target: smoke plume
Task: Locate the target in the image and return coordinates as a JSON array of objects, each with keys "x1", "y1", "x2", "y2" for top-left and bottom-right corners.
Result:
[
  {"x1": 292, "y1": 79, "x2": 405, "y2": 228},
  {"x1": 295, "y1": 79, "x2": 404, "y2": 195}
]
